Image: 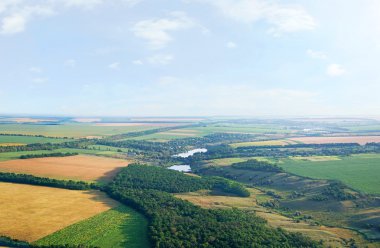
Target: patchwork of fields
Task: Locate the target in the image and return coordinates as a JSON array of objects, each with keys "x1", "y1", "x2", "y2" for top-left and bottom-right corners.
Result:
[
  {"x1": 0, "y1": 182, "x2": 118, "y2": 242},
  {"x1": 0, "y1": 117, "x2": 380, "y2": 247},
  {"x1": 0, "y1": 155, "x2": 129, "y2": 182}
]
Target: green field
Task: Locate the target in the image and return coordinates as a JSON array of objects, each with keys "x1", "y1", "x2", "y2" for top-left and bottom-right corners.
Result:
[
  {"x1": 0, "y1": 135, "x2": 71, "y2": 144},
  {"x1": 280, "y1": 154, "x2": 380, "y2": 195},
  {"x1": 34, "y1": 205, "x2": 149, "y2": 248},
  {"x1": 129, "y1": 132, "x2": 200, "y2": 142},
  {"x1": 0, "y1": 147, "x2": 127, "y2": 162},
  {"x1": 0, "y1": 124, "x2": 160, "y2": 138},
  {"x1": 190, "y1": 124, "x2": 292, "y2": 135}
]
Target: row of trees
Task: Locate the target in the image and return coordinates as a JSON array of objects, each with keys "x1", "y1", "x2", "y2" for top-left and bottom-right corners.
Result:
[
  {"x1": 0, "y1": 173, "x2": 97, "y2": 190},
  {"x1": 20, "y1": 152, "x2": 78, "y2": 159},
  {"x1": 182, "y1": 143, "x2": 380, "y2": 164}
]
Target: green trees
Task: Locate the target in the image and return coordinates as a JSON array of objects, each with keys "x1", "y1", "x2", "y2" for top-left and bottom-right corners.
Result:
[
  {"x1": 105, "y1": 165, "x2": 321, "y2": 248},
  {"x1": 231, "y1": 159, "x2": 284, "y2": 172}
]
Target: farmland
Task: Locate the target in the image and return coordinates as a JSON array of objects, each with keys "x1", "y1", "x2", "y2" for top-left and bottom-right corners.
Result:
[
  {"x1": 0, "y1": 182, "x2": 119, "y2": 242},
  {"x1": 0, "y1": 117, "x2": 380, "y2": 247},
  {"x1": 0, "y1": 147, "x2": 128, "y2": 162},
  {"x1": 34, "y1": 205, "x2": 149, "y2": 248},
  {"x1": 190, "y1": 124, "x2": 293, "y2": 135},
  {"x1": 0, "y1": 155, "x2": 129, "y2": 182},
  {"x1": 0, "y1": 123, "x2": 166, "y2": 138},
  {"x1": 280, "y1": 154, "x2": 380, "y2": 194},
  {"x1": 0, "y1": 135, "x2": 71, "y2": 145},
  {"x1": 288, "y1": 136, "x2": 380, "y2": 145},
  {"x1": 230, "y1": 139, "x2": 296, "y2": 148}
]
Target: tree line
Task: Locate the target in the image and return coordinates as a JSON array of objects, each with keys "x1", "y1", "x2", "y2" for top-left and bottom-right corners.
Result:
[
  {"x1": 20, "y1": 152, "x2": 78, "y2": 159},
  {"x1": 0, "y1": 173, "x2": 97, "y2": 190}
]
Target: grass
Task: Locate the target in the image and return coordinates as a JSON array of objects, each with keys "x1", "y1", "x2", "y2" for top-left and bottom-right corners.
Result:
[
  {"x1": 0, "y1": 182, "x2": 118, "y2": 242},
  {"x1": 0, "y1": 123, "x2": 160, "y2": 138},
  {"x1": 34, "y1": 205, "x2": 149, "y2": 248},
  {"x1": 0, "y1": 135, "x2": 72, "y2": 144},
  {"x1": 280, "y1": 154, "x2": 380, "y2": 194}
]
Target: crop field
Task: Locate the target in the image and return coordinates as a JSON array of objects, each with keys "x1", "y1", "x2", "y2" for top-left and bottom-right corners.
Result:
[
  {"x1": 175, "y1": 189, "x2": 367, "y2": 247},
  {"x1": 288, "y1": 136, "x2": 380, "y2": 145},
  {"x1": 0, "y1": 182, "x2": 119, "y2": 242},
  {"x1": 230, "y1": 139, "x2": 296, "y2": 148},
  {"x1": 131, "y1": 129, "x2": 203, "y2": 141},
  {"x1": 280, "y1": 154, "x2": 380, "y2": 194},
  {"x1": 343, "y1": 125, "x2": 380, "y2": 132},
  {"x1": 0, "y1": 135, "x2": 71, "y2": 145},
  {"x1": 205, "y1": 157, "x2": 275, "y2": 167},
  {"x1": 0, "y1": 123, "x2": 164, "y2": 138},
  {"x1": 34, "y1": 205, "x2": 149, "y2": 248},
  {"x1": 189, "y1": 124, "x2": 293, "y2": 135},
  {"x1": 0, "y1": 155, "x2": 129, "y2": 182},
  {"x1": 0, "y1": 147, "x2": 127, "y2": 162}
]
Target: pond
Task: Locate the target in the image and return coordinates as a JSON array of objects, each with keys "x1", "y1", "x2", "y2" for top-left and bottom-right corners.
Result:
[
  {"x1": 171, "y1": 148, "x2": 207, "y2": 158},
  {"x1": 169, "y1": 148, "x2": 207, "y2": 172}
]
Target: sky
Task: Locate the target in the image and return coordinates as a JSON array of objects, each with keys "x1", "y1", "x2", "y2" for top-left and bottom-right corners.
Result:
[{"x1": 0, "y1": 0, "x2": 380, "y2": 117}]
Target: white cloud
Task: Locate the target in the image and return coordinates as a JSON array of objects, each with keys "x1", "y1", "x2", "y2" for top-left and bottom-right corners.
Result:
[
  {"x1": 0, "y1": 1, "x2": 140, "y2": 35},
  {"x1": 307, "y1": 49, "x2": 327, "y2": 59},
  {"x1": 226, "y1": 41, "x2": 237, "y2": 48},
  {"x1": 108, "y1": 62, "x2": 121, "y2": 70},
  {"x1": 132, "y1": 60, "x2": 143, "y2": 65},
  {"x1": 132, "y1": 11, "x2": 195, "y2": 49},
  {"x1": 147, "y1": 54, "x2": 174, "y2": 65},
  {"x1": 192, "y1": 0, "x2": 316, "y2": 36},
  {"x1": 0, "y1": 4, "x2": 55, "y2": 35},
  {"x1": 157, "y1": 76, "x2": 180, "y2": 86},
  {"x1": 64, "y1": 59, "x2": 76, "y2": 67},
  {"x1": 1, "y1": 14, "x2": 25, "y2": 34},
  {"x1": 29, "y1": 66, "x2": 43, "y2": 73},
  {"x1": 327, "y1": 64, "x2": 346, "y2": 77},
  {"x1": 32, "y1": 77, "x2": 48, "y2": 83}
]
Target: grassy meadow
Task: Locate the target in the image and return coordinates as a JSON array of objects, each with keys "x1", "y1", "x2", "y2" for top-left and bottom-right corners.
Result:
[
  {"x1": 34, "y1": 205, "x2": 149, "y2": 248},
  {"x1": 280, "y1": 154, "x2": 380, "y2": 195}
]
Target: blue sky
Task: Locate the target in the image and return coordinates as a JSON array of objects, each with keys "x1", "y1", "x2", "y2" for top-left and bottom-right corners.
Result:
[{"x1": 0, "y1": 0, "x2": 379, "y2": 116}]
